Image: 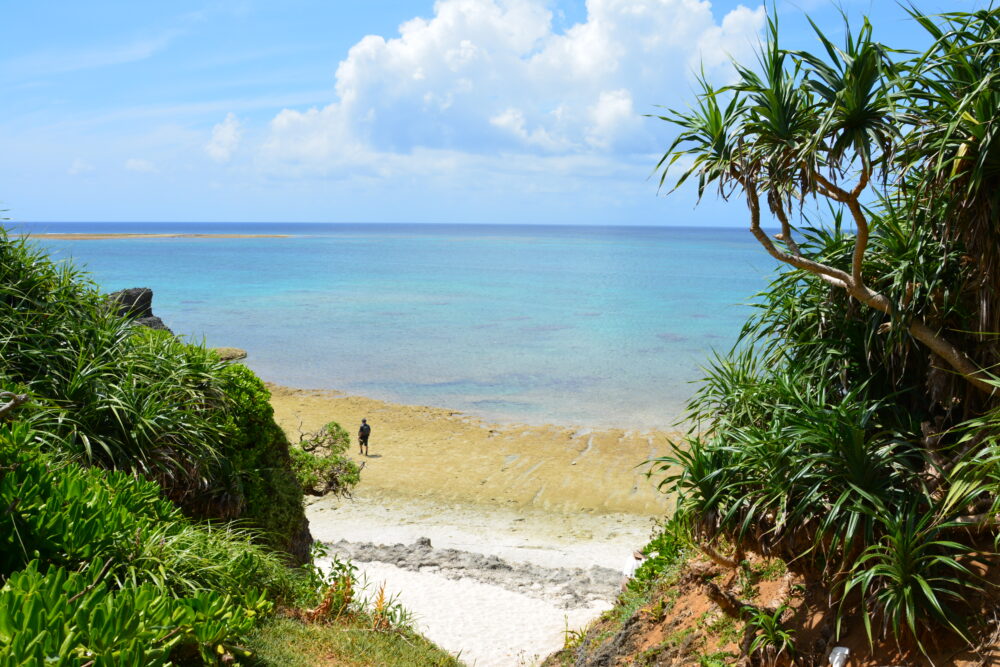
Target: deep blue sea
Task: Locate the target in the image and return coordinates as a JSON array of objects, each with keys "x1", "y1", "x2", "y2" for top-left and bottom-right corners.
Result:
[{"x1": 12, "y1": 222, "x2": 777, "y2": 428}]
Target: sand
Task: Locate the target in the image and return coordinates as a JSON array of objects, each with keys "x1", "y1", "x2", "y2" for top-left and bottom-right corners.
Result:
[
  {"x1": 19, "y1": 233, "x2": 289, "y2": 240},
  {"x1": 269, "y1": 384, "x2": 679, "y2": 666}
]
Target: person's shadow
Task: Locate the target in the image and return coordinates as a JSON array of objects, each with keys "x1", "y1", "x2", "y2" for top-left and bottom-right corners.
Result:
[{"x1": 363, "y1": 454, "x2": 383, "y2": 459}]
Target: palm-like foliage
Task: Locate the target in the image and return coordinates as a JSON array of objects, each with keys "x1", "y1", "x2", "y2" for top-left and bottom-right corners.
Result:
[
  {"x1": 654, "y1": 77, "x2": 744, "y2": 200},
  {"x1": 842, "y1": 506, "x2": 981, "y2": 651},
  {"x1": 898, "y1": 8, "x2": 1000, "y2": 386},
  {"x1": 652, "y1": 6, "x2": 1000, "y2": 654},
  {"x1": 796, "y1": 14, "x2": 896, "y2": 172}
]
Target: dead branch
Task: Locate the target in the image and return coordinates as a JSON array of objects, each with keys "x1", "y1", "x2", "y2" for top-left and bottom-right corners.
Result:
[{"x1": 67, "y1": 558, "x2": 115, "y2": 604}]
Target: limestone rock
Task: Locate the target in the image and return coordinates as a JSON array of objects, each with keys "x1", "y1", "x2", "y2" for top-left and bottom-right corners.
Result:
[{"x1": 106, "y1": 287, "x2": 173, "y2": 334}]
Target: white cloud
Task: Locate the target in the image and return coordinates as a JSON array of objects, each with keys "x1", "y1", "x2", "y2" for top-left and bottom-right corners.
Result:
[
  {"x1": 205, "y1": 112, "x2": 242, "y2": 163},
  {"x1": 257, "y1": 0, "x2": 765, "y2": 177},
  {"x1": 68, "y1": 158, "x2": 94, "y2": 175},
  {"x1": 585, "y1": 89, "x2": 639, "y2": 150},
  {"x1": 489, "y1": 107, "x2": 568, "y2": 150},
  {"x1": 125, "y1": 158, "x2": 157, "y2": 173},
  {"x1": 694, "y1": 4, "x2": 767, "y2": 75}
]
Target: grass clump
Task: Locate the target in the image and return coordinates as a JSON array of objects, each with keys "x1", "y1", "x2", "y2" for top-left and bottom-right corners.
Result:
[
  {"x1": 626, "y1": 515, "x2": 692, "y2": 596},
  {"x1": 248, "y1": 546, "x2": 460, "y2": 667},
  {"x1": 246, "y1": 617, "x2": 461, "y2": 667}
]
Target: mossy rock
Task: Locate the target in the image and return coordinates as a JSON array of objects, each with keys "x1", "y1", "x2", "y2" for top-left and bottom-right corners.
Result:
[{"x1": 212, "y1": 346, "x2": 248, "y2": 361}]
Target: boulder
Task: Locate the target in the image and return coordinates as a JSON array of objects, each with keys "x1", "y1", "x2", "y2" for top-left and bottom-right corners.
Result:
[
  {"x1": 107, "y1": 288, "x2": 173, "y2": 334},
  {"x1": 107, "y1": 287, "x2": 154, "y2": 318}
]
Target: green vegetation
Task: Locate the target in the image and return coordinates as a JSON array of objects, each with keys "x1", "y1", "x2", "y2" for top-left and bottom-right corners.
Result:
[
  {"x1": 215, "y1": 363, "x2": 313, "y2": 558},
  {"x1": 246, "y1": 617, "x2": 461, "y2": 667},
  {"x1": 0, "y1": 229, "x2": 455, "y2": 664},
  {"x1": 0, "y1": 404, "x2": 307, "y2": 662},
  {"x1": 0, "y1": 231, "x2": 315, "y2": 554},
  {"x1": 745, "y1": 604, "x2": 795, "y2": 664},
  {"x1": 651, "y1": 5, "x2": 1000, "y2": 657},
  {"x1": 247, "y1": 546, "x2": 460, "y2": 666},
  {"x1": 290, "y1": 420, "x2": 362, "y2": 497}
]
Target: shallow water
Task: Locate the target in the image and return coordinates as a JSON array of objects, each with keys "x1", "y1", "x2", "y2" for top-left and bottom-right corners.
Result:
[{"x1": 15, "y1": 222, "x2": 776, "y2": 428}]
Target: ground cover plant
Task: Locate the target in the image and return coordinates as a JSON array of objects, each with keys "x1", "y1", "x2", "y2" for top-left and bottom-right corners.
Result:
[{"x1": 646, "y1": 5, "x2": 1000, "y2": 661}]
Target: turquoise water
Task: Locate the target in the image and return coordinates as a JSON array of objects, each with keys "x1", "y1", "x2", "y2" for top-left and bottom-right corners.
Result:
[{"x1": 14, "y1": 222, "x2": 776, "y2": 428}]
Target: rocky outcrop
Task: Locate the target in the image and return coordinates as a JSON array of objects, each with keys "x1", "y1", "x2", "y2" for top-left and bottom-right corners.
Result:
[
  {"x1": 211, "y1": 347, "x2": 248, "y2": 362},
  {"x1": 107, "y1": 287, "x2": 173, "y2": 333},
  {"x1": 326, "y1": 537, "x2": 620, "y2": 608}
]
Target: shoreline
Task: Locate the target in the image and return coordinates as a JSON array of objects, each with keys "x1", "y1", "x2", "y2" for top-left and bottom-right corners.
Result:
[
  {"x1": 270, "y1": 382, "x2": 677, "y2": 664},
  {"x1": 267, "y1": 383, "x2": 676, "y2": 516},
  {"x1": 19, "y1": 232, "x2": 290, "y2": 240}
]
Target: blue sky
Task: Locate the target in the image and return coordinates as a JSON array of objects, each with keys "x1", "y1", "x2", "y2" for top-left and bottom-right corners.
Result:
[{"x1": 0, "y1": 0, "x2": 986, "y2": 225}]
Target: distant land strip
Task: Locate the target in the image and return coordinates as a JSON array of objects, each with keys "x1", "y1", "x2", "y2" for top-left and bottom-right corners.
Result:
[{"x1": 20, "y1": 233, "x2": 291, "y2": 240}]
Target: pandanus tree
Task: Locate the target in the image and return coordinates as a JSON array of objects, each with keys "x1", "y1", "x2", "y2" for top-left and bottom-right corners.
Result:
[
  {"x1": 653, "y1": 7, "x2": 1000, "y2": 653},
  {"x1": 658, "y1": 10, "x2": 1000, "y2": 399}
]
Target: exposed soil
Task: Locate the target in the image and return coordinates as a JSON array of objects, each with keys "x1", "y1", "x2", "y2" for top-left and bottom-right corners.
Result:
[{"x1": 543, "y1": 552, "x2": 1000, "y2": 667}]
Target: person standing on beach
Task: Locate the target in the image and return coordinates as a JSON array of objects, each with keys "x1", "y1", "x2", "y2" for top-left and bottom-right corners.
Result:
[{"x1": 358, "y1": 418, "x2": 371, "y2": 456}]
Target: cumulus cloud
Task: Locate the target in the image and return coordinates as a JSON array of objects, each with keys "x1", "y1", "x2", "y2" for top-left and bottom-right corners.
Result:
[
  {"x1": 205, "y1": 112, "x2": 242, "y2": 163},
  {"x1": 125, "y1": 158, "x2": 157, "y2": 173},
  {"x1": 693, "y1": 4, "x2": 767, "y2": 74},
  {"x1": 257, "y1": 0, "x2": 765, "y2": 176}
]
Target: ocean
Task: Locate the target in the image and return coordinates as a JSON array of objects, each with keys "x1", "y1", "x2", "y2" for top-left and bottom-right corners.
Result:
[{"x1": 12, "y1": 222, "x2": 777, "y2": 429}]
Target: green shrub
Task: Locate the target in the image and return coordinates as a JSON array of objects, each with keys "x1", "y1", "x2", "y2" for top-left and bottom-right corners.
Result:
[
  {"x1": 0, "y1": 233, "x2": 228, "y2": 486},
  {"x1": 0, "y1": 422, "x2": 317, "y2": 606},
  {"x1": 0, "y1": 229, "x2": 314, "y2": 560},
  {"x1": 290, "y1": 421, "x2": 361, "y2": 497},
  {"x1": 0, "y1": 421, "x2": 342, "y2": 665},
  {"x1": 627, "y1": 514, "x2": 691, "y2": 595},
  {"x1": 213, "y1": 364, "x2": 311, "y2": 561}
]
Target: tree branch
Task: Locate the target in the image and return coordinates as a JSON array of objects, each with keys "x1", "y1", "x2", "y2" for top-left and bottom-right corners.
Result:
[
  {"x1": 907, "y1": 320, "x2": 995, "y2": 394},
  {"x1": 742, "y1": 179, "x2": 996, "y2": 396},
  {"x1": 846, "y1": 196, "x2": 871, "y2": 289},
  {"x1": 0, "y1": 393, "x2": 28, "y2": 419},
  {"x1": 771, "y1": 198, "x2": 803, "y2": 257},
  {"x1": 814, "y1": 167, "x2": 873, "y2": 288},
  {"x1": 812, "y1": 171, "x2": 851, "y2": 201},
  {"x1": 744, "y1": 181, "x2": 850, "y2": 289}
]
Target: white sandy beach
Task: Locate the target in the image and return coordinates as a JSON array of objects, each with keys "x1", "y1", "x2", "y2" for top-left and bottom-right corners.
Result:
[{"x1": 308, "y1": 492, "x2": 659, "y2": 666}]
